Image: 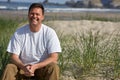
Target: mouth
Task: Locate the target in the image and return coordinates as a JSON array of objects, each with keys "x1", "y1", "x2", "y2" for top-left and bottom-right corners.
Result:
[{"x1": 31, "y1": 18, "x2": 38, "y2": 24}]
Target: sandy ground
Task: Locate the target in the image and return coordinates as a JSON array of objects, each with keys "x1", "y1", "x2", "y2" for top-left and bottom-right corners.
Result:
[{"x1": 46, "y1": 20, "x2": 120, "y2": 36}]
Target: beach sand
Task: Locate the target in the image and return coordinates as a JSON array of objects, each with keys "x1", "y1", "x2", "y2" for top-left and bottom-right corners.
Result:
[{"x1": 47, "y1": 20, "x2": 120, "y2": 35}]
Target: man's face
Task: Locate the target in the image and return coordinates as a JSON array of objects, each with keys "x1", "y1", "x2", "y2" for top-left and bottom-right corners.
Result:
[{"x1": 28, "y1": 8, "x2": 44, "y2": 27}]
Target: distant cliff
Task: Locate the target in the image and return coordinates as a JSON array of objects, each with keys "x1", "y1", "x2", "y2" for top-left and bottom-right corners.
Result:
[{"x1": 65, "y1": 0, "x2": 120, "y2": 8}]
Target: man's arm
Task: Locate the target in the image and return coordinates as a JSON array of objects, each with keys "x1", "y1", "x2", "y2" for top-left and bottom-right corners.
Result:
[
  {"x1": 10, "y1": 53, "x2": 33, "y2": 76},
  {"x1": 37, "y1": 52, "x2": 58, "y2": 67},
  {"x1": 10, "y1": 53, "x2": 25, "y2": 69}
]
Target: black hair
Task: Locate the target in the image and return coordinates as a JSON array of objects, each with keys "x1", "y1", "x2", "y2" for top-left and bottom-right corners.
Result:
[{"x1": 28, "y1": 3, "x2": 44, "y2": 15}]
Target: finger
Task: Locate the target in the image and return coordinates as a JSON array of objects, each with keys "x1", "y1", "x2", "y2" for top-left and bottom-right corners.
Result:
[{"x1": 25, "y1": 73, "x2": 34, "y2": 77}]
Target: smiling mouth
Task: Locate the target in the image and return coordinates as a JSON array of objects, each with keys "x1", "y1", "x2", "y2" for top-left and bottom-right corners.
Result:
[{"x1": 31, "y1": 18, "x2": 38, "y2": 23}]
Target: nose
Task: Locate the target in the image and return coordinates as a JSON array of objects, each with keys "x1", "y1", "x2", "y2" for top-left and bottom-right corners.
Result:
[{"x1": 30, "y1": 13, "x2": 37, "y2": 18}]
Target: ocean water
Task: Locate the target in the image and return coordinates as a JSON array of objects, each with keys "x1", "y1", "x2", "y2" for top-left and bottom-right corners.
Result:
[
  {"x1": 0, "y1": 0, "x2": 120, "y2": 13},
  {"x1": 0, "y1": 0, "x2": 76, "y2": 4},
  {"x1": 0, "y1": 1, "x2": 70, "y2": 10}
]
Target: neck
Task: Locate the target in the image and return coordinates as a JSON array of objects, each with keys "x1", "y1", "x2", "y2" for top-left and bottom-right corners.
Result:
[{"x1": 30, "y1": 24, "x2": 41, "y2": 32}]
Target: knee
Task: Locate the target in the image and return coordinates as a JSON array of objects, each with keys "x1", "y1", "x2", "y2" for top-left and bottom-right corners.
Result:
[
  {"x1": 47, "y1": 63, "x2": 59, "y2": 72},
  {"x1": 6, "y1": 64, "x2": 16, "y2": 68},
  {"x1": 5, "y1": 63, "x2": 17, "y2": 70}
]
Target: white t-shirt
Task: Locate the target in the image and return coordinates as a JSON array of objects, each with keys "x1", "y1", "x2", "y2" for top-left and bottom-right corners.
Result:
[{"x1": 7, "y1": 24, "x2": 61, "y2": 65}]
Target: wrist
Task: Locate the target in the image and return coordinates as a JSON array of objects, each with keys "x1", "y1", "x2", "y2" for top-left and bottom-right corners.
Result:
[{"x1": 34, "y1": 64, "x2": 39, "y2": 69}]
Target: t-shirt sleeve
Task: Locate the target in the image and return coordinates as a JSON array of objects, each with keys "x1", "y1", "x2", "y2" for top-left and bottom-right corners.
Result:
[
  {"x1": 7, "y1": 32, "x2": 21, "y2": 55},
  {"x1": 47, "y1": 29, "x2": 62, "y2": 54}
]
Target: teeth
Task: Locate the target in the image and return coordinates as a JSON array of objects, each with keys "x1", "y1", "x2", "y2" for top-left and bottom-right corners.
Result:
[
  {"x1": 33, "y1": 19, "x2": 36, "y2": 21},
  {"x1": 32, "y1": 19, "x2": 37, "y2": 22}
]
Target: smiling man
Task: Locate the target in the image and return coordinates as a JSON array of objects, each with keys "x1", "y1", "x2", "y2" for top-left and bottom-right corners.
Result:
[{"x1": 1, "y1": 3, "x2": 61, "y2": 80}]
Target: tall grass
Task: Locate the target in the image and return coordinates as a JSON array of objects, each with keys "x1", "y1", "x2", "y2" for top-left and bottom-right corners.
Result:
[
  {"x1": 0, "y1": 17, "x2": 20, "y2": 76},
  {"x1": 58, "y1": 30, "x2": 120, "y2": 80}
]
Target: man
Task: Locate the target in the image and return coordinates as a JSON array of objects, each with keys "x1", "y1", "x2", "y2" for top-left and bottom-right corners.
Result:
[{"x1": 1, "y1": 3, "x2": 61, "y2": 80}]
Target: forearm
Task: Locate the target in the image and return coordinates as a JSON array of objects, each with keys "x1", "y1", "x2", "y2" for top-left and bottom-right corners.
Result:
[
  {"x1": 10, "y1": 54, "x2": 25, "y2": 69},
  {"x1": 35, "y1": 53, "x2": 58, "y2": 69},
  {"x1": 10, "y1": 54, "x2": 34, "y2": 76}
]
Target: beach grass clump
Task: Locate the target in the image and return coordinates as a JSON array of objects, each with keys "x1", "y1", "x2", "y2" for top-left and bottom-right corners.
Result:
[
  {"x1": 58, "y1": 30, "x2": 120, "y2": 80},
  {"x1": 0, "y1": 17, "x2": 20, "y2": 76}
]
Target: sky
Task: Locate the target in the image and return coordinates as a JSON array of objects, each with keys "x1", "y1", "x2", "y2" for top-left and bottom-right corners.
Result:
[{"x1": 0, "y1": 0, "x2": 78, "y2": 4}]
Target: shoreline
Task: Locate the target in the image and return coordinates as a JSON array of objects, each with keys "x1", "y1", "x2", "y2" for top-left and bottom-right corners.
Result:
[{"x1": 0, "y1": 10, "x2": 120, "y2": 21}]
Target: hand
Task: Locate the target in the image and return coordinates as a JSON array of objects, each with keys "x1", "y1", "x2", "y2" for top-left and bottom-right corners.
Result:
[
  {"x1": 22, "y1": 64, "x2": 34, "y2": 77},
  {"x1": 24, "y1": 71, "x2": 34, "y2": 77},
  {"x1": 27, "y1": 64, "x2": 38, "y2": 74},
  {"x1": 22, "y1": 64, "x2": 39, "y2": 77}
]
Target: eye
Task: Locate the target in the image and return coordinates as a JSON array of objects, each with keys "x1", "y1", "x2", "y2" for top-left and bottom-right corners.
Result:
[
  {"x1": 29, "y1": 13, "x2": 34, "y2": 16},
  {"x1": 36, "y1": 13, "x2": 40, "y2": 16}
]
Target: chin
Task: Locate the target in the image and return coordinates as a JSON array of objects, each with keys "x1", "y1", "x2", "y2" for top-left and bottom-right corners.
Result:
[{"x1": 31, "y1": 23, "x2": 37, "y2": 26}]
